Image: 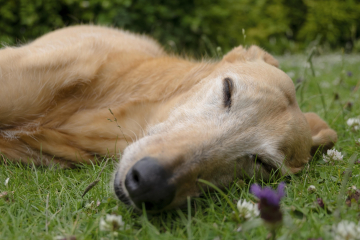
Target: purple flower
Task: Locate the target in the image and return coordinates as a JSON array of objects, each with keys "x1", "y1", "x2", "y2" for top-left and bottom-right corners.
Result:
[
  {"x1": 250, "y1": 182, "x2": 286, "y2": 224},
  {"x1": 250, "y1": 182, "x2": 285, "y2": 207}
]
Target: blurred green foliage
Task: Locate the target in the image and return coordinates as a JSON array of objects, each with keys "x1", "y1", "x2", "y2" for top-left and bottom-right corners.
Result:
[{"x1": 1, "y1": 0, "x2": 360, "y2": 54}]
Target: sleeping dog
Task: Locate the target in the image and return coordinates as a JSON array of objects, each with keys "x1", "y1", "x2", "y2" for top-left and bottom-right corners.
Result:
[{"x1": 0, "y1": 25, "x2": 337, "y2": 211}]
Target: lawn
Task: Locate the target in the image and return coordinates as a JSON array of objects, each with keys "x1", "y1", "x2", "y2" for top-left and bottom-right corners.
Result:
[{"x1": 1, "y1": 51, "x2": 360, "y2": 240}]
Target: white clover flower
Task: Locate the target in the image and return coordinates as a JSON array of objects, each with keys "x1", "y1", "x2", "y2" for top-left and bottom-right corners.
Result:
[
  {"x1": 347, "y1": 118, "x2": 360, "y2": 131},
  {"x1": 323, "y1": 149, "x2": 343, "y2": 163},
  {"x1": 307, "y1": 185, "x2": 316, "y2": 193},
  {"x1": 53, "y1": 236, "x2": 65, "y2": 240},
  {"x1": 4, "y1": 178, "x2": 9, "y2": 187},
  {"x1": 99, "y1": 214, "x2": 124, "y2": 232},
  {"x1": 356, "y1": 139, "x2": 360, "y2": 145},
  {"x1": 332, "y1": 220, "x2": 360, "y2": 240},
  {"x1": 85, "y1": 201, "x2": 94, "y2": 209},
  {"x1": 237, "y1": 199, "x2": 259, "y2": 220},
  {"x1": 348, "y1": 186, "x2": 357, "y2": 191}
]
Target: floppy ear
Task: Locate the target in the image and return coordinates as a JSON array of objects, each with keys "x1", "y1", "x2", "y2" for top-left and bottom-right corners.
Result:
[
  {"x1": 223, "y1": 45, "x2": 279, "y2": 68},
  {"x1": 304, "y1": 112, "x2": 338, "y2": 156}
]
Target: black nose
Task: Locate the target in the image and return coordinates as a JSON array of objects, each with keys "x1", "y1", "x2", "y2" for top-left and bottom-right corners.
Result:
[{"x1": 125, "y1": 157, "x2": 176, "y2": 211}]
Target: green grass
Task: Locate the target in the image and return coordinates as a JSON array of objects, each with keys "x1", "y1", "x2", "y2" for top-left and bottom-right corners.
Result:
[{"x1": 1, "y1": 52, "x2": 360, "y2": 240}]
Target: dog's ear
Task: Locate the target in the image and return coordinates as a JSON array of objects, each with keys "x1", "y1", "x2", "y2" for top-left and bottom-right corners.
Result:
[
  {"x1": 222, "y1": 46, "x2": 247, "y2": 63},
  {"x1": 304, "y1": 112, "x2": 338, "y2": 156},
  {"x1": 223, "y1": 45, "x2": 279, "y2": 68}
]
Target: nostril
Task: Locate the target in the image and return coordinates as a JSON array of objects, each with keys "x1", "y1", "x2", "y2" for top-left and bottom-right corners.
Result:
[
  {"x1": 132, "y1": 170, "x2": 140, "y2": 184},
  {"x1": 125, "y1": 168, "x2": 141, "y2": 192}
]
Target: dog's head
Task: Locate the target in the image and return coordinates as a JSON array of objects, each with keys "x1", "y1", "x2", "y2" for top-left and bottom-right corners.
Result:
[{"x1": 113, "y1": 45, "x2": 337, "y2": 212}]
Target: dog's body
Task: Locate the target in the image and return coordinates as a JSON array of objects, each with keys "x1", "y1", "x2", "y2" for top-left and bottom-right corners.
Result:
[
  {"x1": 0, "y1": 25, "x2": 200, "y2": 166},
  {"x1": 0, "y1": 25, "x2": 337, "y2": 211}
]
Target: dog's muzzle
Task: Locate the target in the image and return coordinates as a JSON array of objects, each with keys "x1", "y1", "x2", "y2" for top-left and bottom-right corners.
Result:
[{"x1": 114, "y1": 157, "x2": 176, "y2": 211}]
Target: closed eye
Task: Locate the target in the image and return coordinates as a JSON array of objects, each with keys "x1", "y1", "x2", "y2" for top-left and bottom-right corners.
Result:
[{"x1": 223, "y1": 77, "x2": 233, "y2": 108}]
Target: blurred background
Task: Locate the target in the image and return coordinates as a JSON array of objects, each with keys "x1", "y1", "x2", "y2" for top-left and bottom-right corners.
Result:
[{"x1": 1, "y1": 0, "x2": 360, "y2": 56}]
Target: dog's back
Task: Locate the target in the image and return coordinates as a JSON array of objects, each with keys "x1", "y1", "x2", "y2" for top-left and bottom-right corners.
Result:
[
  {"x1": 0, "y1": 26, "x2": 168, "y2": 166},
  {"x1": 29, "y1": 25, "x2": 165, "y2": 57}
]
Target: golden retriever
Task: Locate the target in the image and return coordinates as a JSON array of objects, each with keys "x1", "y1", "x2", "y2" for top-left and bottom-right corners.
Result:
[{"x1": 0, "y1": 25, "x2": 337, "y2": 211}]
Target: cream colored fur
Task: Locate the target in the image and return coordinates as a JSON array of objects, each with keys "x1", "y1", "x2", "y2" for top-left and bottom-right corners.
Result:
[{"x1": 0, "y1": 25, "x2": 337, "y2": 209}]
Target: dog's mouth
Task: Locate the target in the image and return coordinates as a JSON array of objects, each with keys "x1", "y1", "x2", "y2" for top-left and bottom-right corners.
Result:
[{"x1": 113, "y1": 172, "x2": 131, "y2": 205}]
